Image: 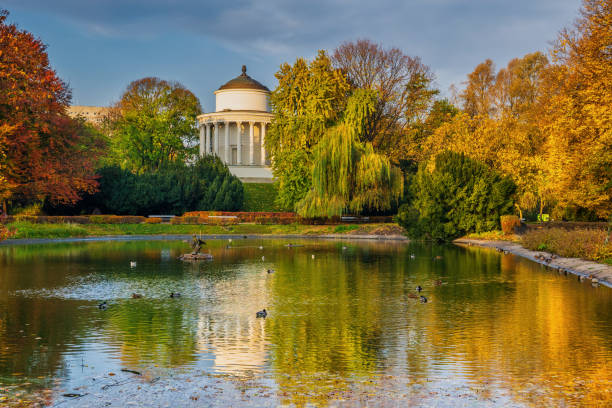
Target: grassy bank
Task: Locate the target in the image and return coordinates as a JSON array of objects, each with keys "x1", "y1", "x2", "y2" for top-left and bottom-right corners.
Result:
[
  {"x1": 3, "y1": 221, "x2": 405, "y2": 240},
  {"x1": 522, "y1": 227, "x2": 612, "y2": 265}
]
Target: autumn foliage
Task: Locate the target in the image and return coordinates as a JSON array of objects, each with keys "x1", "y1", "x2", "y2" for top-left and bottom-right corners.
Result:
[
  {"x1": 0, "y1": 10, "x2": 103, "y2": 209},
  {"x1": 416, "y1": 0, "x2": 611, "y2": 220}
]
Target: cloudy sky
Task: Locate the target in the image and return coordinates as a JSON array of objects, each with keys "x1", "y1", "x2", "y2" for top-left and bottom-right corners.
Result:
[{"x1": 4, "y1": 0, "x2": 581, "y2": 111}]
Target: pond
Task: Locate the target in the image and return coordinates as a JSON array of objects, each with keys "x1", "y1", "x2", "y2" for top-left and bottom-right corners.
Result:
[{"x1": 0, "y1": 238, "x2": 611, "y2": 406}]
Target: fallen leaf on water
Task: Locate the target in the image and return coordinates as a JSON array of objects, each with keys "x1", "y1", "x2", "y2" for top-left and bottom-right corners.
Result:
[
  {"x1": 11, "y1": 373, "x2": 23, "y2": 376},
  {"x1": 108, "y1": 372, "x2": 116, "y2": 376}
]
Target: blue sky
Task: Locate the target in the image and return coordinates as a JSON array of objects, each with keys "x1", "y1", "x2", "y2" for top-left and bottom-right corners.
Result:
[{"x1": 3, "y1": 0, "x2": 580, "y2": 112}]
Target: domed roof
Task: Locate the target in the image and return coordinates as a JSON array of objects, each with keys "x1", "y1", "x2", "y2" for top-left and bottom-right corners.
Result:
[{"x1": 218, "y1": 65, "x2": 270, "y2": 92}]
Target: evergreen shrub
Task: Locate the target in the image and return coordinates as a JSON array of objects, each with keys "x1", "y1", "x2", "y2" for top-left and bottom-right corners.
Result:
[{"x1": 397, "y1": 152, "x2": 516, "y2": 241}]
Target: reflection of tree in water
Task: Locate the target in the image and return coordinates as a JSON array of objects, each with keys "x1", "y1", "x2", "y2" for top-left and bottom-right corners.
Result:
[
  {"x1": 104, "y1": 300, "x2": 200, "y2": 368},
  {"x1": 427, "y1": 247, "x2": 612, "y2": 406},
  {"x1": 265, "y1": 244, "x2": 409, "y2": 406},
  {"x1": 0, "y1": 297, "x2": 92, "y2": 386}
]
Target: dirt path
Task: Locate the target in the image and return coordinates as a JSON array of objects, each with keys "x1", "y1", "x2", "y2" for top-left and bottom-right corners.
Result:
[{"x1": 455, "y1": 238, "x2": 612, "y2": 288}]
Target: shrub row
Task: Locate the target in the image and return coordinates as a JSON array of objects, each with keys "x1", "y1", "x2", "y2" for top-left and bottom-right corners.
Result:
[
  {"x1": 182, "y1": 211, "x2": 393, "y2": 224},
  {"x1": 525, "y1": 221, "x2": 608, "y2": 231},
  {"x1": 183, "y1": 211, "x2": 295, "y2": 222},
  {"x1": 2, "y1": 215, "x2": 147, "y2": 224},
  {"x1": 170, "y1": 216, "x2": 240, "y2": 226}
]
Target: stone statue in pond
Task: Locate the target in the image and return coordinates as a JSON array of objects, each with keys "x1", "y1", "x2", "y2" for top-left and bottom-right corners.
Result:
[{"x1": 191, "y1": 235, "x2": 206, "y2": 254}]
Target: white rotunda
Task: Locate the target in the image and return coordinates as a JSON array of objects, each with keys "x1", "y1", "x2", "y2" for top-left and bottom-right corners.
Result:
[{"x1": 197, "y1": 66, "x2": 274, "y2": 183}]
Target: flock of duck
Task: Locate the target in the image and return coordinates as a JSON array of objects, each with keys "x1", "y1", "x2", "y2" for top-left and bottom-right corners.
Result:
[{"x1": 98, "y1": 246, "x2": 444, "y2": 317}]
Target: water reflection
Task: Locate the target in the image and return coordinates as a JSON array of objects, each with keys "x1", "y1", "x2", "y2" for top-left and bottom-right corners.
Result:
[{"x1": 0, "y1": 239, "x2": 610, "y2": 406}]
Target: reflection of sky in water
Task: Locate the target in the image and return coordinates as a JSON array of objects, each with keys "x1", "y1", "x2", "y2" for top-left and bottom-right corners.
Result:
[{"x1": 0, "y1": 239, "x2": 611, "y2": 406}]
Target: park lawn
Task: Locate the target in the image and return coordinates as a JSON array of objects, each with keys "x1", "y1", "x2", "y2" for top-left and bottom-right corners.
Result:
[
  {"x1": 242, "y1": 183, "x2": 282, "y2": 212},
  {"x1": 4, "y1": 221, "x2": 403, "y2": 240}
]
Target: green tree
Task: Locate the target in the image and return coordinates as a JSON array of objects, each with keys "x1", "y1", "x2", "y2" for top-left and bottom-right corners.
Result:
[
  {"x1": 332, "y1": 39, "x2": 438, "y2": 163},
  {"x1": 77, "y1": 157, "x2": 243, "y2": 215},
  {"x1": 398, "y1": 152, "x2": 516, "y2": 241},
  {"x1": 106, "y1": 77, "x2": 202, "y2": 173},
  {"x1": 267, "y1": 51, "x2": 351, "y2": 210},
  {"x1": 296, "y1": 90, "x2": 403, "y2": 218}
]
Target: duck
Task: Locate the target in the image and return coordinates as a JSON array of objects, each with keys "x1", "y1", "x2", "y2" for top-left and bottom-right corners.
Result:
[
  {"x1": 261, "y1": 256, "x2": 265, "y2": 261},
  {"x1": 130, "y1": 261, "x2": 137, "y2": 268},
  {"x1": 131, "y1": 293, "x2": 143, "y2": 299},
  {"x1": 312, "y1": 254, "x2": 315, "y2": 259},
  {"x1": 342, "y1": 246, "x2": 347, "y2": 250},
  {"x1": 410, "y1": 254, "x2": 416, "y2": 259},
  {"x1": 170, "y1": 292, "x2": 181, "y2": 298},
  {"x1": 256, "y1": 309, "x2": 267, "y2": 318},
  {"x1": 267, "y1": 269, "x2": 275, "y2": 274},
  {"x1": 259, "y1": 246, "x2": 264, "y2": 250},
  {"x1": 420, "y1": 296, "x2": 428, "y2": 303},
  {"x1": 503, "y1": 250, "x2": 509, "y2": 255},
  {"x1": 98, "y1": 301, "x2": 108, "y2": 310},
  {"x1": 416, "y1": 285, "x2": 423, "y2": 292}
]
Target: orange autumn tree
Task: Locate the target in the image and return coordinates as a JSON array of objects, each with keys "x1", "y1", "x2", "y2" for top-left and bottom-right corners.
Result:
[{"x1": 0, "y1": 9, "x2": 104, "y2": 211}]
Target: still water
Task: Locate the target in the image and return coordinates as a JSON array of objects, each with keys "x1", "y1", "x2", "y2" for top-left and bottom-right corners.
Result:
[{"x1": 0, "y1": 238, "x2": 611, "y2": 406}]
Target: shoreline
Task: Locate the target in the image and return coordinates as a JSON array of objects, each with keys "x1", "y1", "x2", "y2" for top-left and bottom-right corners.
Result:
[
  {"x1": 0, "y1": 233, "x2": 409, "y2": 246},
  {"x1": 455, "y1": 238, "x2": 612, "y2": 289}
]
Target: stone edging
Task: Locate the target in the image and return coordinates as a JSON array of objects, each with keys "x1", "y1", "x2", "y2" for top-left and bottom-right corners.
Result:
[
  {"x1": 1, "y1": 233, "x2": 409, "y2": 246},
  {"x1": 454, "y1": 238, "x2": 612, "y2": 289}
]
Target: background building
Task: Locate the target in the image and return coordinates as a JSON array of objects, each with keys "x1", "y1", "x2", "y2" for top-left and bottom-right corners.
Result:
[
  {"x1": 66, "y1": 105, "x2": 111, "y2": 125},
  {"x1": 197, "y1": 66, "x2": 274, "y2": 183}
]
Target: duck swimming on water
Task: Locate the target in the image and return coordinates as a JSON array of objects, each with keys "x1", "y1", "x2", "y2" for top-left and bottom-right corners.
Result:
[
  {"x1": 170, "y1": 292, "x2": 181, "y2": 298},
  {"x1": 416, "y1": 285, "x2": 423, "y2": 292},
  {"x1": 256, "y1": 309, "x2": 267, "y2": 318},
  {"x1": 98, "y1": 301, "x2": 108, "y2": 310},
  {"x1": 420, "y1": 296, "x2": 428, "y2": 303}
]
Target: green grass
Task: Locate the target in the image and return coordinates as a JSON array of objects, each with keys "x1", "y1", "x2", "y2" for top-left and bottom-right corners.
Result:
[
  {"x1": 333, "y1": 225, "x2": 359, "y2": 233},
  {"x1": 8, "y1": 222, "x2": 90, "y2": 239},
  {"x1": 3, "y1": 222, "x2": 402, "y2": 240},
  {"x1": 242, "y1": 183, "x2": 282, "y2": 212}
]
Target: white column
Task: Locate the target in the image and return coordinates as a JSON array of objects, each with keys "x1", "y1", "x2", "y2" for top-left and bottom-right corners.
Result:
[
  {"x1": 213, "y1": 121, "x2": 219, "y2": 156},
  {"x1": 224, "y1": 122, "x2": 230, "y2": 164},
  {"x1": 199, "y1": 124, "x2": 205, "y2": 157},
  {"x1": 236, "y1": 122, "x2": 242, "y2": 164},
  {"x1": 260, "y1": 123, "x2": 266, "y2": 165},
  {"x1": 205, "y1": 124, "x2": 211, "y2": 155},
  {"x1": 249, "y1": 121, "x2": 254, "y2": 165}
]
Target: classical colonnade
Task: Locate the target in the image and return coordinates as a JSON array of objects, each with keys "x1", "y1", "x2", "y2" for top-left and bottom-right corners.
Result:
[{"x1": 199, "y1": 120, "x2": 269, "y2": 166}]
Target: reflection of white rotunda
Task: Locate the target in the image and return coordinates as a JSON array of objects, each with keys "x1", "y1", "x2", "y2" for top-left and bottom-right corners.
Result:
[{"x1": 197, "y1": 66, "x2": 274, "y2": 183}]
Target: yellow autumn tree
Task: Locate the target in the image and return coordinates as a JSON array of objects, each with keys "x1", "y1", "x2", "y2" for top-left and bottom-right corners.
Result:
[{"x1": 539, "y1": 0, "x2": 612, "y2": 218}]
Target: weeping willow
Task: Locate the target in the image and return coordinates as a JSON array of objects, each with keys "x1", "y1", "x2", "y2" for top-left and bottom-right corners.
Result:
[{"x1": 296, "y1": 90, "x2": 404, "y2": 218}]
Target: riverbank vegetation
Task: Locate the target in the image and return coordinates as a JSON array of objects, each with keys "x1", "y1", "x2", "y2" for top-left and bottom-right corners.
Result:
[{"x1": 522, "y1": 227, "x2": 612, "y2": 265}]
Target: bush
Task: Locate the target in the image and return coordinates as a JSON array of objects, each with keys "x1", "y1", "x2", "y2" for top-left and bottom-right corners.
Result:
[
  {"x1": 500, "y1": 215, "x2": 521, "y2": 235},
  {"x1": 243, "y1": 183, "x2": 282, "y2": 211},
  {"x1": 145, "y1": 217, "x2": 163, "y2": 224},
  {"x1": 522, "y1": 228, "x2": 612, "y2": 261},
  {"x1": 397, "y1": 152, "x2": 516, "y2": 241},
  {"x1": 45, "y1": 156, "x2": 244, "y2": 216}
]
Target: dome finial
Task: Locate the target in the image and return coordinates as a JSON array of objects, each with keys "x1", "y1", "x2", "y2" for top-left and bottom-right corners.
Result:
[{"x1": 241, "y1": 65, "x2": 247, "y2": 76}]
